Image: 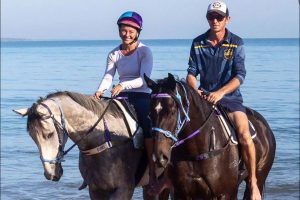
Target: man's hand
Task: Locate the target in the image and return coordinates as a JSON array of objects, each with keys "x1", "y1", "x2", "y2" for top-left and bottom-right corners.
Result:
[
  {"x1": 205, "y1": 90, "x2": 225, "y2": 104},
  {"x1": 111, "y1": 84, "x2": 124, "y2": 97},
  {"x1": 197, "y1": 89, "x2": 204, "y2": 97}
]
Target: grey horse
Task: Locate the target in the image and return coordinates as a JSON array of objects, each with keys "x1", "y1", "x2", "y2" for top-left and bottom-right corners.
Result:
[{"x1": 14, "y1": 91, "x2": 169, "y2": 200}]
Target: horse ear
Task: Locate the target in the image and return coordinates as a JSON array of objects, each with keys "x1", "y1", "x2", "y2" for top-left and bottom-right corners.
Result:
[
  {"x1": 168, "y1": 73, "x2": 175, "y2": 80},
  {"x1": 36, "y1": 105, "x2": 49, "y2": 117},
  {"x1": 167, "y1": 73, "x2": 176, "y2": 89},
  {"x1": 144, "y1": 73, "x2": 158, "y2": 90},
  {"x1": 13, "y1": 108, "x2": 29, "y2": 117}
]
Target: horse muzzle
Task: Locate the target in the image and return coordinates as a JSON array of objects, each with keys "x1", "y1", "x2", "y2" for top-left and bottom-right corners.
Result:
[
  {"x1": 44, "y1": 163, "x2": 63, "y2": 181},
  {"x1": 154, "y1": 152, "x2": 170, "y2": 168}
]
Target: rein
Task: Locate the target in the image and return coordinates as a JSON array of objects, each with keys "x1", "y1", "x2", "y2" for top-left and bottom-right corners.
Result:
[
  {"x1": 171, "y1": 108, "x2": 214, "y2": 148},
  {"x1": 63, "y1": 99, "x2": 113, "y2": 155}
]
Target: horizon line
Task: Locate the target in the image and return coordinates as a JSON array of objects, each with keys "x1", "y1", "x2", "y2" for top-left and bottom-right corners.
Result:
[{"x1": 1, "y1": 37, "x2": 299, "y2": 42}]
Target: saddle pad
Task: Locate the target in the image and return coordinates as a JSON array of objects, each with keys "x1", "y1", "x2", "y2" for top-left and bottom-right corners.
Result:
[
  {"x1": 214, "y1": 106, "x2": 256, "y2": 144},
  {"x1": 113, "y1": 100, "x2": 143, "y2": 148}
]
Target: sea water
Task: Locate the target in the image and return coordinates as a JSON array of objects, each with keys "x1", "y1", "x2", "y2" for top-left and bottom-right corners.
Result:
[{"x1": 1, "y1": 38, "x2": 299, "y2": 199}]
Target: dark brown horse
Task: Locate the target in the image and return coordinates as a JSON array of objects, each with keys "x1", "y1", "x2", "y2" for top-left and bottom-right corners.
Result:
[{"x1": 145, "y1": 73, "x2": 276, "y2": 200}]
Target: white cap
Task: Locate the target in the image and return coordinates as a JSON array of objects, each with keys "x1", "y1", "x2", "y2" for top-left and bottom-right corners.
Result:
[{"x1": 207, "y1": 1, "x2": 228, "y2": 17}]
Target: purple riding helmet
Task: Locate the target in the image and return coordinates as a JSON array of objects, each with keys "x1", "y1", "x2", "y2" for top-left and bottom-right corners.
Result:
[{"x1": 117, "y1": 11, "x2": 143, "y2": 30}]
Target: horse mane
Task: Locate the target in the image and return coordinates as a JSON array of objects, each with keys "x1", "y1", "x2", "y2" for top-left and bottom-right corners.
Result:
[
  {"x1": 179, "y1": 80, "x2": 207, "y2": 111},
  {"x1": 27, "y1": 91, "x2": 121, "y2": 133},
  {"x1": 43, "y1": 91, "x2": 121, "y2": 116},
  {"x1": 61, "y1": 91, "x2": 109, "y2": 116},
  {"x1": 166, "y1": 77, "x2": 211, "y2": 113}
]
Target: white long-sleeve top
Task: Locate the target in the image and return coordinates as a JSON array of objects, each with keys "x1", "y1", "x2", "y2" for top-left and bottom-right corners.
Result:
[{"x1": 97, "y1": 42, "x2": 153, "y2": 93}]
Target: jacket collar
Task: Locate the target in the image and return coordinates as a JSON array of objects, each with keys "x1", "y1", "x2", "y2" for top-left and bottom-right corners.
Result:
[{"x1": 204, "y1": 28, "x2": 231, "y2": 45}]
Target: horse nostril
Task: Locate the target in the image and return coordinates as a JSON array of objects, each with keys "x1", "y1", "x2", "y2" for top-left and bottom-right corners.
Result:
[
  {"x1": 158, "y1": 154, "x2": 169, "y2": 168},
  {"x1": 52, "y1": 175, "x2": 60, "y2": 182},
  {"x1": 44, "y1": 172, "x2": 51, "y2": 180},
  {"x1": 162, "y1": 155, "x2": 169, "y2": 162}
]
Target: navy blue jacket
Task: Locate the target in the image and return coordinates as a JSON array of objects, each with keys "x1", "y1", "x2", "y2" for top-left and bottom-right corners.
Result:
[{"x1": 187, "y1": 29, "x2": 246, "y2": 103}]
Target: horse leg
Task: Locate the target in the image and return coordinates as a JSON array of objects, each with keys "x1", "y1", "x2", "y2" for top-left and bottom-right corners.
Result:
[
  {"x1": 217, "y1": 194, "x2": 232, "y2": 200},
  {"x1": 242, "y1": 160, "x2": 273, "y2": 200},
  {"x1": 255, "y1": 169, "x2": 270, "y2": 199},
  {"x1": 173, "y1": 190, "x2": 191, "y2": 200},
  {"x1": 143, "y1": 186, "x2": 159, "y2": 200},
  {"x1": 89, "y1": 188, "x2": 109, "y2": 200},
  {"x1": 159, "y1": 188, "x2": 171, "y2": 200},
  {"x1": 242, "y1": 178, "x2": 251, "y2": 200},
  {"x1": 229, "y1": 189, "x2": 238, "y2": 200},
  {"x1": 110, "y1": 187, "x2": 135, "y2": 200},
  {"x1": 88, "y1": 186, "x2": 134, "y2": 200}
]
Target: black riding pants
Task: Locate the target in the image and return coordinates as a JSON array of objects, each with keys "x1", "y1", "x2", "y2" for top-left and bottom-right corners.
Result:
[{"x1": 118, "y1": 92, "x2": 152, "y2": 138}]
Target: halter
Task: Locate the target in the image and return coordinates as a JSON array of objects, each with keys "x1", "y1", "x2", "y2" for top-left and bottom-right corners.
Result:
[{"x1": 151, "y1": 81, "x2": 190, "y2": 142}]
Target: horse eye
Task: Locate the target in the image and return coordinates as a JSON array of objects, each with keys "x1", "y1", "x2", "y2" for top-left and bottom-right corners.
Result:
[
  {"x1": 171, "y1": 108, "x2": 177, "y2": 115},
  {"x1": 47, "y1": 132, "x2": 54, "y2": 139}
]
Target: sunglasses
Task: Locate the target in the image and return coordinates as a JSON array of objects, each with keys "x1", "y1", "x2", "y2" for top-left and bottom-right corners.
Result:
[{"x1": 206, "y1": 14, "x2": 225, "y2": 22}]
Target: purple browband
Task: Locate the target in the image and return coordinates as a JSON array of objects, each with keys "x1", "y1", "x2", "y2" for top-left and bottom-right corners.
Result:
[{"x1": 151, "y1": 93, "x2": 171, "y2": 98}]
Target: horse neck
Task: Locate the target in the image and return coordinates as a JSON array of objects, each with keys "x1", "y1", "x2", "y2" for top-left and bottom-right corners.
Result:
[
  {"x1": 52, "y1": 95, "x2": 99, "y2": 139},
  {"x1": 52, "y1": 96, "x2": 130, "y2": 149},
  {"x1": 186, "y1": 89, "x2": 212, "y2": 127},
  {"x1": 182, "y1": 91, "x2": 229, "y2": 153}
]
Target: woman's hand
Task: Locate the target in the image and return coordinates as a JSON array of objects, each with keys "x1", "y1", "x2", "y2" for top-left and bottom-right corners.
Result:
[
  {"x1": 111, "y1": 84, "x2": 124, "y2": 97},
  {"x1": 94, "y1": 91, "x2": 104, "y2": 99}
]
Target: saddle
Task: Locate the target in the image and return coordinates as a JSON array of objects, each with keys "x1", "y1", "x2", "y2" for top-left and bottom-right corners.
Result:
[
  {"x1": 214, "y1": 105, "x2": 257, "y2": 145},
  {"x1": 112, "y1": 99, "x2": 144, "y2": 149}
]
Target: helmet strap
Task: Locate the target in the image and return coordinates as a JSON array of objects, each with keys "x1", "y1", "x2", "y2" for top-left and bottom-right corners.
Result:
[{"x1": 129, "y1": 32, "x2": 139, "y2": 45}]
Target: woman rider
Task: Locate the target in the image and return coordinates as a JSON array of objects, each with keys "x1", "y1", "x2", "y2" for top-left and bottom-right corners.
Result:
[{"x1": 94, "y1": 11, "x2": 156, "y2": 186}]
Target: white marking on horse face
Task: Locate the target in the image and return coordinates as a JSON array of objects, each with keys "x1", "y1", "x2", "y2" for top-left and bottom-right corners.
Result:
[{"x1": 155, "y1": 102, "x2": 163, "y2": 114}]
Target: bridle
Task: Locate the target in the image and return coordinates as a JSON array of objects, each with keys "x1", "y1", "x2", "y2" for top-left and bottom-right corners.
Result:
[
  {"x1": 37, "y1": 98, "x2": 112, "y2": 164},
  {"x1": 38, "y1": 99, "x2": 69, "y2": 164},
  {"x1": 151, "y1": 81, "x2": 190, "y2": 143},
  {"x1": 151, "y1": 81, "x2": 215, "y2": 148}
]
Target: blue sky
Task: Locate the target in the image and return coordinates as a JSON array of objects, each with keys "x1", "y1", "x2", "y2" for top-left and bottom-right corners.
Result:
[{"x1": 1, "y1": 0, "x2": 299, "y2": 40}]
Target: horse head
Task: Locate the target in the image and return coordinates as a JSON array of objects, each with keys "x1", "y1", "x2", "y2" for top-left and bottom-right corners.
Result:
[
  {"x1": 13, "y1": 98, "x2": 68, "y2": 181},
  {"x1": 145, "y1": 73, "x2": 191, "y2": 168}
]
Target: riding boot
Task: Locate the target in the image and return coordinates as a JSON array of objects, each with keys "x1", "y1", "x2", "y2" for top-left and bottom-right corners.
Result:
[{"x1": 144, "y1": 138, "x2": 156, "y2": 185}]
